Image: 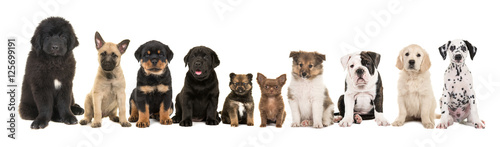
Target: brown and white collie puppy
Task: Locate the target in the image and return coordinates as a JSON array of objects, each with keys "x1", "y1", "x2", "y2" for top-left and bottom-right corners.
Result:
[{"x1": 287, "y1": 51, "x2": 336, "y2": 128}]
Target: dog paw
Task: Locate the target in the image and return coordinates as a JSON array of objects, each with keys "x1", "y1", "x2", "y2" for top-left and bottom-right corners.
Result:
[
  {"x1": 91, "y1": 122, "x2": 102, "y2": 128},
  {"x1": 171, "y1": 115, "x2": 181, "y2": 123},
  {"x1": 160, "y1": 118, "x2": 173, "y2": 125},
  {"x1": 313, "y1": 123, "x2": 323, "y2": 128},
  {"x1": 247, "y1": 122, "x2": 254, "y2": 126},
  {"x1": 61, "y1": 115, "x2": 78, "y2": 125},
  {"x1": 206, "y1": 119, "x2": 220, "y2": 125},
  {"x1": 301, "y1": 120, "x2": 311, "y2": 127},
  {"x1": 375, "y1": 117, "x2": 390, "y2": 126},
  {"x1": 150, "y1": 113, "x2": 160, "y2": 120},
  {"x1": 474, "y1": 121, "x2": 485, "y2": 129},
  {"x1": 31, "y1": 119, "x2": 49, "y2": 129},
  {"x1": 338, "y1": 118, "x2": 353, "y2": 127},
  {"x1": 120, "y1": 122, "x2": 131, "y2": 127},
  {"x1": 333, "y1": 116, "x2": 343, "y2": 123},
  {"x1": 436, "y1": 120, "x2": 452, "y2": 129},
  {"x1": 276, "y1": 124, "x2": 282, "y2": 128},
  {"x1": 354, "y1": 114, "x2": 362, "y2": 124},
  {"x1": 179, "y1": 119, "x2": 192, "y2": 127},
  {"x1": 136, "y1": 120, "x2": 150, "y2": 128},
  {"x1": 109, "y1": 116, "x2": 120, "y2": 122},
  {"x1": 260, "y1": 124, "x2": 266, "y2": 127},
  {"x1": 128, "y1": 116, "x2": 138, "y2": 122},
  {"x1": 423, "y1": 122, "x2": 435, "y2": 129},
  {"x1": 391, "y1": 120, "x2": 405, "y2": 127},
  {"x1": 230, "y1": 122, "x2": 238, "y2": 127},
  {"x1": 79, "y1": 119, "x2": 90, "y2": 125},
  {"x1": 71, "y1": 104, "x2": 84, "y2": 115},
  {"x1": 291, "y1": 122, "x2": 300, "y2": 127}
]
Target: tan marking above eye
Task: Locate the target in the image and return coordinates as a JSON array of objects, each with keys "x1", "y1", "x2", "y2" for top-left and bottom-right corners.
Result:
[
  {"x1": 147, "y1": 51, "x2": 151, "y2": 54},
  {"x1": 158, "y1": 50, "x2": 161, "y2": 54}
]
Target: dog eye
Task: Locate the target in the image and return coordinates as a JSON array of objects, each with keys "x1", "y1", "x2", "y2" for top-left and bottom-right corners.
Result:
[
  {"x1": 159, "y1": 54, "x2": 164, "y2": 57},
  {"x1": 417, "y1": 54, "x2": 421, "y2": 57},
  {"x1": 243, "y1": 83, "x2": 247, "y2": 86},
  {"x1": 350, "y1": 65, "x2": 354, "y2": 68},
  {"x1": 275, "y1": 86, "x2": 278, "y2": 89},
  {"x1": 405, "y1": 53, "x2": 409, "y2": 56},
  {"x1": 299, "y1": 64, "x2": 303, "y2": 67},
  {"x1": 265, "y1": 86, "x2": 269, "y2": 89},
  {"x1": 100, "y1": 52, "x2": 106, "y2": 56},
  {"x1": 308, "y1": 64, "x2": 313, "y2": 68}
]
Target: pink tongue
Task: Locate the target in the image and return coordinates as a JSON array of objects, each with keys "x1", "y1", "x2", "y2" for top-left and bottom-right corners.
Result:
[{"x1": 195, "y1": 71, "x2": 202, "y2": 75}]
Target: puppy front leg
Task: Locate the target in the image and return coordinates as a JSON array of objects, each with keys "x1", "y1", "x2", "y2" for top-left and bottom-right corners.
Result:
[
  {"x1": 56, "y1": 85, "x2": 78, "y2": 125},
  {"x1": 276, "y1": 108, "x2": 285, "y2": 128},
  {"x1": 205, "y1": 93, "x2": 220, "y2": 125},
  {"x1": 229, "y1": 106, "x2": 239, "y2": 127},
  {"x1": 91, "y1": 91, "x2": 103, "y2": 128},
  {"x1": 467, "y1": 89, "x2": 485, "y2": 129},
  {"x1": 79, "y1": 93, "x2": 93, "y2": 125},
  {"x1": 159, "y1": 91, "x2": 173, "y2": 125},
  {"x1": 312, "y1": 99, "x2": 324, "y2": 128},
  {"x1": 420, "y1": 96, "x2": 435, "y2": 129},
  {"x1": 180, "y1": 96, "x2": 193, "y2": 127},
  {"x1": 288, "y1": 97, "x2": 301, "y2": 127},
  {"x1": 339, "y1": 94, "x2": 354, "y2": 127},
  {"x1": 117, "y1": 90, "x2": 131, "y2": 127},
  {"x1": 437, "y1": 85, "x2": 452, "y2": 129},
  {"x1": 374, "y1": 95, "x2": 389, "y2": 126},
  {"x1": 31, "y1": 89, "x2": 54, "y2": 129},
  {"x1": 246, "y1": 103, "x2": 254, "y2": 126},
  {"x1": 259, "y1": 110, "x2": 267, "y2": 127},
  {"x1": 392, "y1": 94, "x2": 407, "y2": 127}
]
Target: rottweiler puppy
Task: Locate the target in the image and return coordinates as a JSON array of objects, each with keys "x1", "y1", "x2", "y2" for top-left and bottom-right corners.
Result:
[
  {"x1": 171, "y1": 46, "x2": 221, "y2": 127},
  {"x1": 128, "y1": 40, "x2": 174, "y2": 128}
]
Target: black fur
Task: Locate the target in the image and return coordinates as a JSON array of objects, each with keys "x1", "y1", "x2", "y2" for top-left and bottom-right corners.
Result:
[
  {"x1": 129, "y1": 40, "x2": 174, "y2": 118},
  {"x1": 19, "y1": 17, "x2": 83, "y2": 129},
  {"x1": 463, "y1": 40, "x2": 477, "y2": 60},
  {"x1": 172, "y1": 46, "x2": 221, "y2": 126}
]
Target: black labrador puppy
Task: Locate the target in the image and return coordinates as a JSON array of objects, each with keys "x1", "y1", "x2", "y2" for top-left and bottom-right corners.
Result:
[{"x1": 172, "y1": 46, "x2": 221, "y2": 126}]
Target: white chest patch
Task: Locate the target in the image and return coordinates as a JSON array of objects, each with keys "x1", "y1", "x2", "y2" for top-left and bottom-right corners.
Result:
[
  {"x1": 54, "y1": 79, "x2": 62, "y2": 90},
  {"x1": 237, "y1": 102, "x2": 245, "y2": 116}
]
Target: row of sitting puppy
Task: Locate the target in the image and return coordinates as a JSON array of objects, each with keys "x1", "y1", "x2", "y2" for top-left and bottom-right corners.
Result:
[{"x1": 19, "y1": 17, "x2": 484, "y2": 129}]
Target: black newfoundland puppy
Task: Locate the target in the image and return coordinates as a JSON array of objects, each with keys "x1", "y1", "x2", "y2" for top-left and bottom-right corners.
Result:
[
  {"x1": 172, "y1": 46, "x2": 221, "y2": 126},
  {"x1": 19, "y1": 17, "x2": 84, "y2": 129}
]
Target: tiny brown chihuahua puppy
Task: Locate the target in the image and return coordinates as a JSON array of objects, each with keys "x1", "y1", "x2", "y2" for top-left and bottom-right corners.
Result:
[{"x1": 257, "y1": 73, "x2": 287, "y2": 128}]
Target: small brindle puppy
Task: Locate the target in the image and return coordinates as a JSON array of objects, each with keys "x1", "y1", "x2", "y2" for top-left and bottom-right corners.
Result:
[{"x1": 221, "y1": 73, "x2": 254, "y2": 127}]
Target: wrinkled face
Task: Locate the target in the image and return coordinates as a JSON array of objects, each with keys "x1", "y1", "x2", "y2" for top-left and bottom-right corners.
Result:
[
  {"x1": 290, "y1": 51, "x2": 325, "y2": 79},
  {"x1": 229, "y1": 73, "x2": 253, "y2": 95},
  {"x1": 257, "y1": 73, "x2": 286, "y2": 97},
  {"x1": 42, "y1": 34, "x2": 69, "y2": 56},
  {"x1": 401, "y1": 46, "x2": 424, "y2": 72},
  {"x1": 135, "y1": 41, "x2": 173, "y2": 76},
  {"x1": 184, "y1": 46, "x2": 220, "y2": 80},
  {"x1": 439, "y1": 39, "x2": 477, "y2": 64},
  {"x1": 341, "y1": 51, "x2": 380, "y2": 87}
]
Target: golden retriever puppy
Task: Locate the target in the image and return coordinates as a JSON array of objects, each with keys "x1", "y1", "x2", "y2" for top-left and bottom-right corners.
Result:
[{"x1": 392, "y1": 44, "x2": 437, "y2": 129}]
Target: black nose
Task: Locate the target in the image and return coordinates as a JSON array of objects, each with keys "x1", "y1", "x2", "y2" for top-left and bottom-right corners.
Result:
[
  {"x1": 356, "y1": 69, "x2": 364, "y2": 75},
  {"x1": 195, "y1": 62, "x2": 201, "y2": 66},
  {"x1": 151, "y1": 59, "x2": 158, "y2": 65},
  {"x1": 409, "y1": 60, "x2": 415, "y2": 65},
  {"x1": 454, "y1": 55, "x2": 462, "y2": 61},
  {"x1": 301, "y1": 72, "x2": 307, "y2": 77},
  {"x1": 237, "y1": 87, "x2": 244, "y2": 92},
  {"x1": 51, "y1": 45, "x2": 59, "y2": 51}
]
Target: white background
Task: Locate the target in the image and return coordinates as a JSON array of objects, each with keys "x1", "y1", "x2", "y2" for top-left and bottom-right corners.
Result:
[{"x1": 1, "y1": 0, "x2": 499, "y2": 147}]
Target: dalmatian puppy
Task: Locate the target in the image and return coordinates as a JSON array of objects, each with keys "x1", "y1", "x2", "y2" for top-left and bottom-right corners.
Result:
[{"x1": 437, "y1": 39, "x2": 484, "y2": 129}]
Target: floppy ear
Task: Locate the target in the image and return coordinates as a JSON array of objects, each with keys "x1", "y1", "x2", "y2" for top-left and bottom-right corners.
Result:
[
  {"x1": 134, "y1": 44, "x2": 144, "y2": 62},
  {"x1": 340, "y1": 54, "x2": 352, "y2": 70},
  {"x1": 247, "y1": 73, "x2": 253, "y2": 82},
  {"x1": 439, "y1": 41, "x2": 450, "y2": 60},
  {"x1": 420, "y1": 49, "x2": 431, "y2": 72},
  {"x1": 366, "y1": 51, "x2": 381, "y2": 68},
  {"x1": 289, "y1": 51, "x2": 300, "y2": 63},
  {"x1": 256, "y1": 73, "x2": 267, "y2": 86},
  {"x1": 277, "y1": 74, "x2": 287, "y2": 86},
  {"x1": 30, "y1": 30, "x2": 43, "y2": 55},
  {"x1": 183, "y1": 49, "x2": 193, "y2": 67},
  {"x1": 396, "y1": 49, "x2": 404, "y2": 70},
  {"x1": 67, "y1": 28, "x2": 79, "y2": 51},
  {"x1": 164, "y1": 44, "x2": 174, "y2": 63},
  {"x1": 116, "y1": 39, "x2": 129, "y2": 55},
  {"x1": 95, "y1": 31, "x2": 105, "y2": 50},
  {"x1": 463, "y1": 40, "x2": 477, "y2": 60},
  {"x1": 314, "y1": 52, "x2": 326, "y2": 64},
  {"x1": 211, "y1": 50, "x2": 220, "y2": 68}
]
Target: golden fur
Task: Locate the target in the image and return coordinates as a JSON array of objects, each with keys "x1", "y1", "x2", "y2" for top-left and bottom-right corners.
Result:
[{"x1": 392, "y1": 44, "x2": 437, "y2": 129}]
